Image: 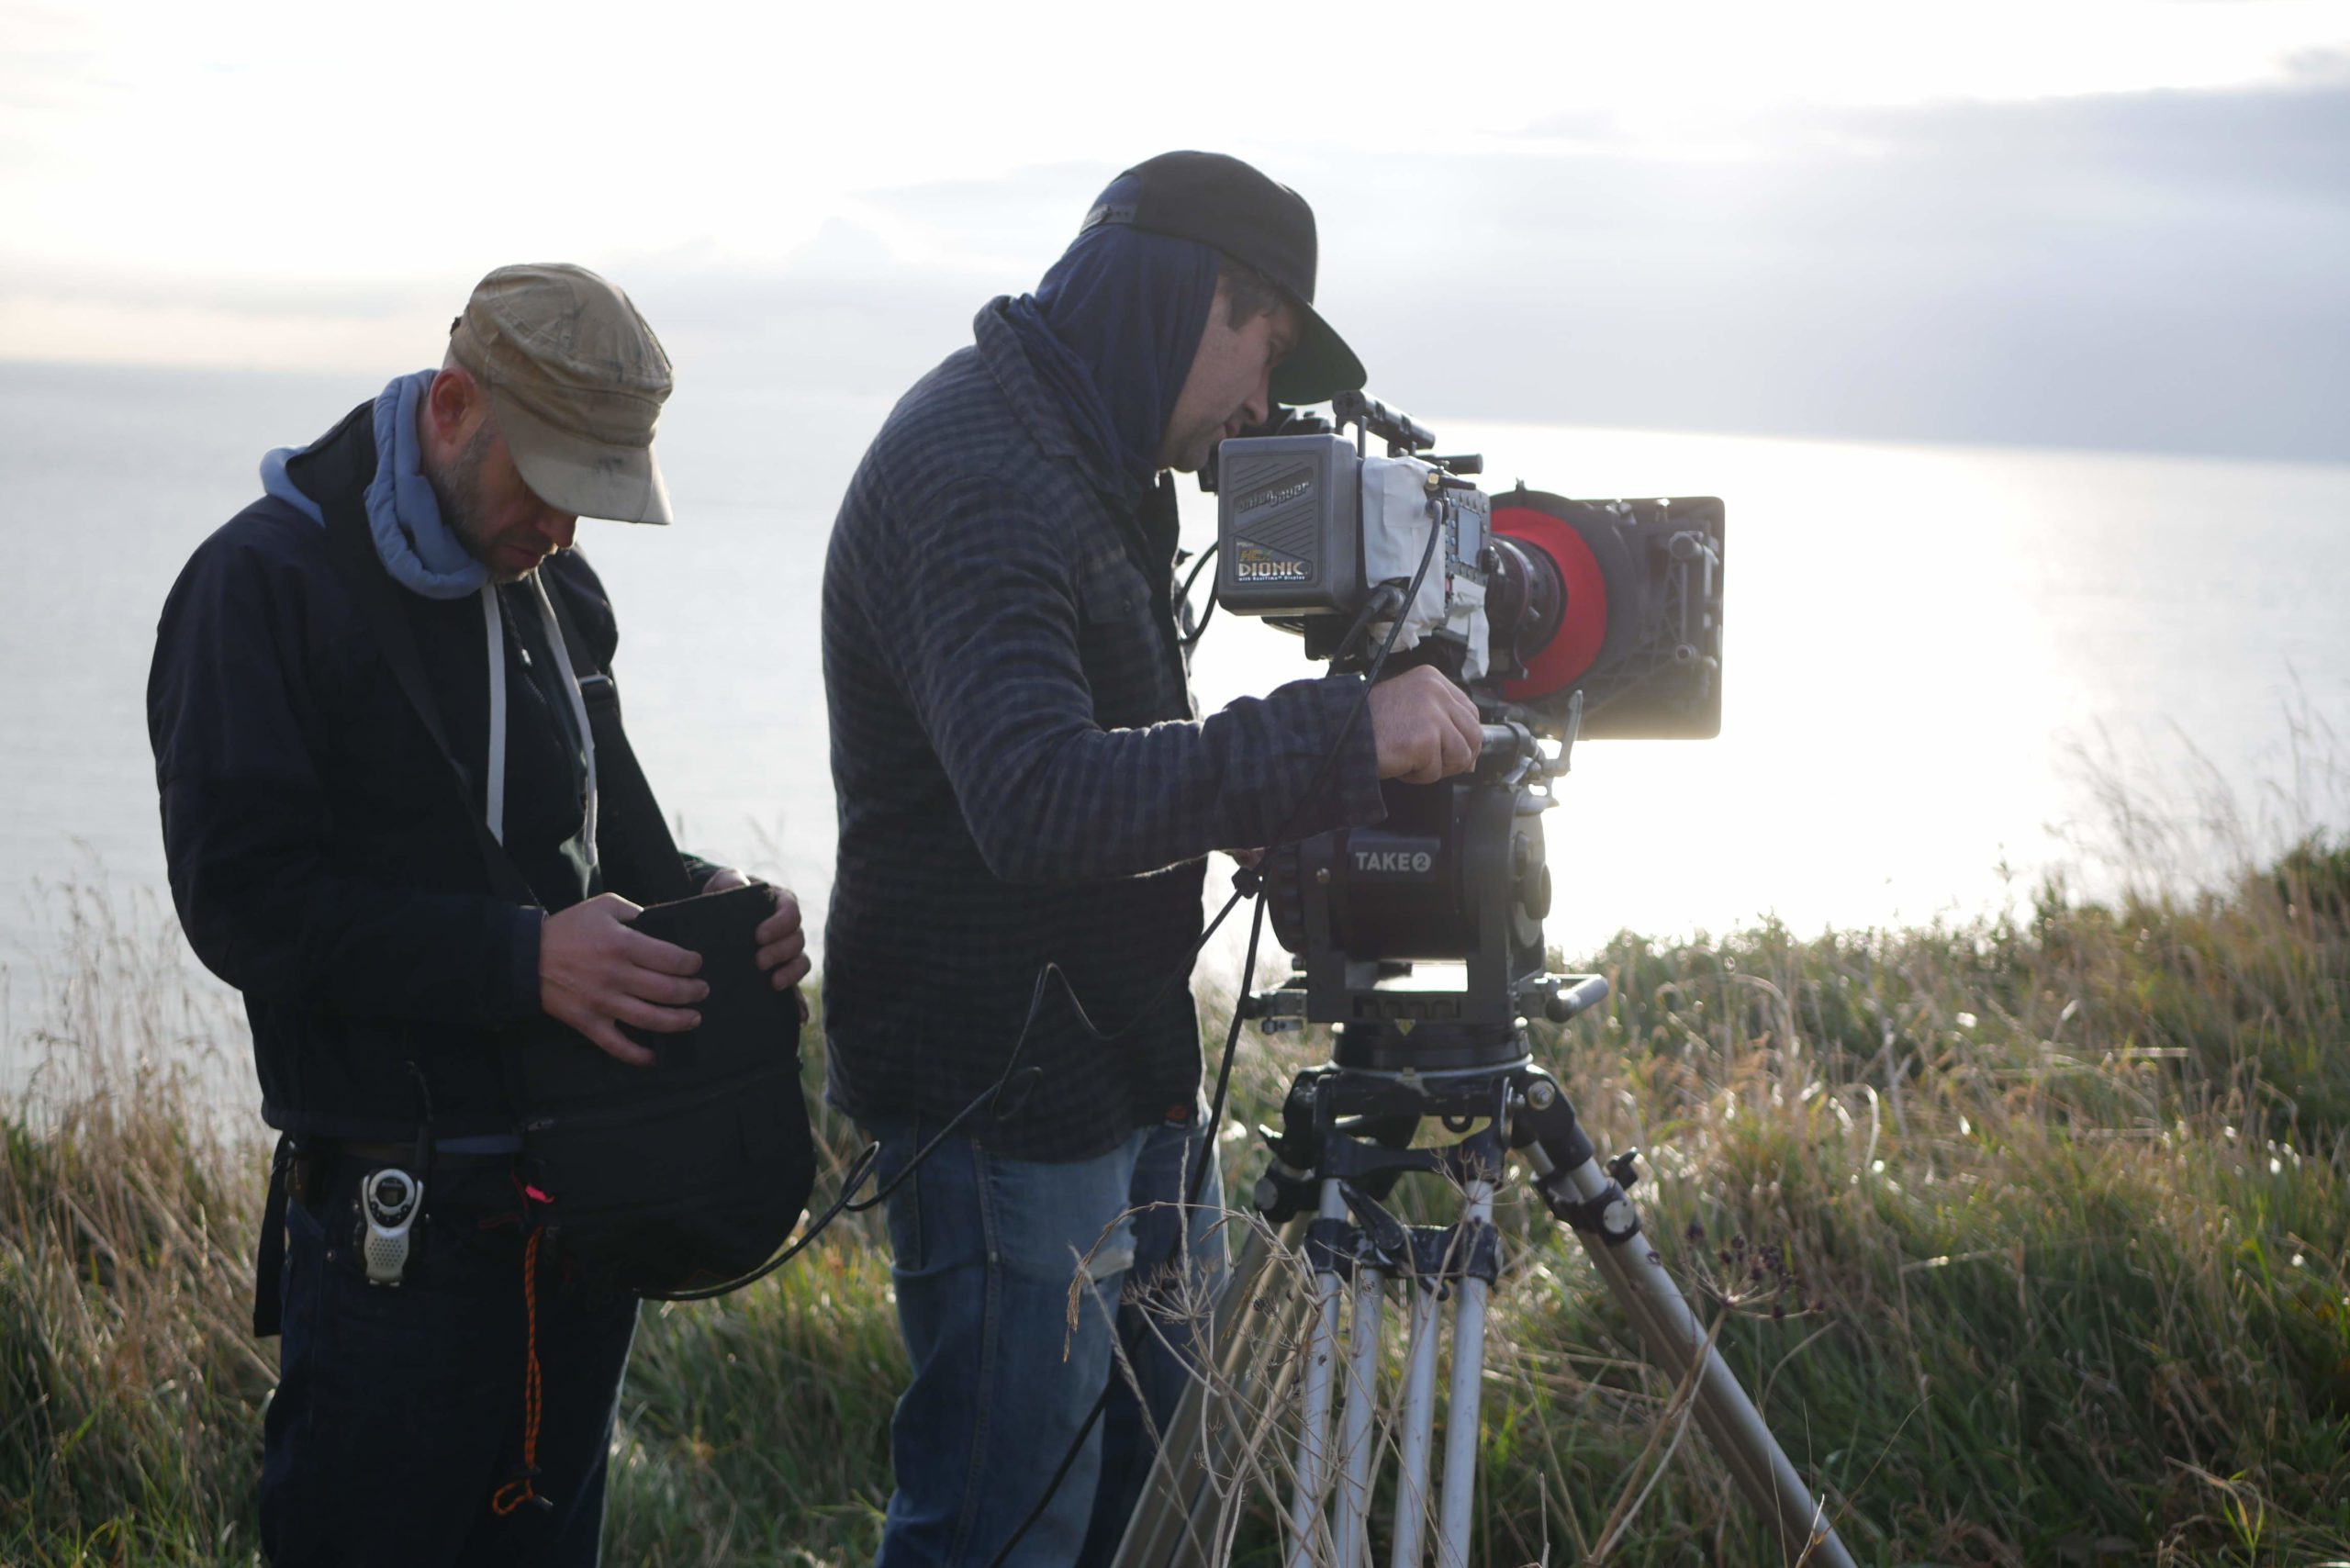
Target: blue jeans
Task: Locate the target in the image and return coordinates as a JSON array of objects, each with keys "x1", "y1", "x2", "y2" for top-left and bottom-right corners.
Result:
[
  {"x1": 865, "y1": 1110, "x2": 1227, "y2": 1568},
  {"x1": 260, "y1": 1157, "x2": 638, "y2": 1566}
]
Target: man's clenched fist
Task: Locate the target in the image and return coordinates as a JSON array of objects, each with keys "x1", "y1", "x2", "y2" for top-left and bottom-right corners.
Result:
[{"x1": 1366, "y1": 665, "x2": 1483, "y2": 784}]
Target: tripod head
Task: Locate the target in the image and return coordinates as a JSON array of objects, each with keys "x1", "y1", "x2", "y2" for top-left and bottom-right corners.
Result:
[{"x1": 1246, "y1": 711, "x2": 1609, "y2": 1070}]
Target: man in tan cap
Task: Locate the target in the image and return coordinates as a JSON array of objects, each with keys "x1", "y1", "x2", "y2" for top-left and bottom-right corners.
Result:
[{"x1": 149, "y1": 263, "x2": 810, "y2": 1564}]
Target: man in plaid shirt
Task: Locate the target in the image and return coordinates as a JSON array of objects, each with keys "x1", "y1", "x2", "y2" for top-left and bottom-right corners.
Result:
[{"x1": 822, "y1": 151, "x2": 1484, "y2": 1568}]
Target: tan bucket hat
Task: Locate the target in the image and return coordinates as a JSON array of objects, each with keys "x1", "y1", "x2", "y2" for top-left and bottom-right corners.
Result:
[{"x1": 448, "y1": 263, "x2": 675, "y2": 524}]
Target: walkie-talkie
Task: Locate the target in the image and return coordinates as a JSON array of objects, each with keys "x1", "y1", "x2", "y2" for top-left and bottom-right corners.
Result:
[{"x1": 359, "y1": 1168, "x2": 422, "y2": 1285}]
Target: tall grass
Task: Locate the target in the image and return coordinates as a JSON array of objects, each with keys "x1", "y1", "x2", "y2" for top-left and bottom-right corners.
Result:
[{"x1": 5, "y1": 828, "x2": 2347, "y2": 1565}]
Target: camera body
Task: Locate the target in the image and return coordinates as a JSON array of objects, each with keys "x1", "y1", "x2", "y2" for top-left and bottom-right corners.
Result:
[{"x1": 1205, "y1": 395, "x2": 1727, "y2": 1064}]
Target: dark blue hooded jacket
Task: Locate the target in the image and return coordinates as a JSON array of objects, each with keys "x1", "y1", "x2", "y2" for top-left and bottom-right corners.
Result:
[
  {"x1": 149, "y1": 401, "x2": 709, "y2": 1141},
  {"x1": 821, "y1": 279, "x2": 1388, "y2": 1160}
]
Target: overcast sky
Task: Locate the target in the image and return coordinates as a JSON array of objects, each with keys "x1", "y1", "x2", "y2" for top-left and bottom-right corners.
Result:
[{"x1": 4, "y1": 0, "x2": 2346, "y2": 462}]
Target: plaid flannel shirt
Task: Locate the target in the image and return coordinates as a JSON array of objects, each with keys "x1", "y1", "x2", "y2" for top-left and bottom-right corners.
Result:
[{"x1": 821, "y1": 299, "x2": 1387, "y2": 1160}]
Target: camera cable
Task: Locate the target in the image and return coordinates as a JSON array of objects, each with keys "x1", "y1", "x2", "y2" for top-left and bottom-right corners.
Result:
[{"x1": 1177, "y1": 542, "x2": 1218, "y2": 653}]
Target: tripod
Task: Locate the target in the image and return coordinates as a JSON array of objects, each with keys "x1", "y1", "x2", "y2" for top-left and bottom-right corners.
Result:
[{"x1": 1111, "y1": 1005, "x2": 1858, "y2": 1568}]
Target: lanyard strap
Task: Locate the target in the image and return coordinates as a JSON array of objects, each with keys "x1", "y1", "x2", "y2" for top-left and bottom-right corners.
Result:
[
  {"x1": 478, "y1": 580, "x2": 599, "y2": 868},
  {"x1": 481, "y1": 585, "x2": 508, "y2": 845},
  {"x1": 528, "y1": 575, "x2": 600, "y2": 872}
]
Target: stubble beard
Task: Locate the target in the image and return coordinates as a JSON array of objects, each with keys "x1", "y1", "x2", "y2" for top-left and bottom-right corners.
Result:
[
  {"x1": 428, "y1": 423, "x2": 523, "y2": 584},
  {"x1": 1161, "y1": 414, "x2": 1220, "y2": 476}
]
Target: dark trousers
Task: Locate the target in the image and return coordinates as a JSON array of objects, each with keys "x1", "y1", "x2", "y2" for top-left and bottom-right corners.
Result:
[{"x1": 259, "y1": 1158, "x2": 638, "y2": 1567}]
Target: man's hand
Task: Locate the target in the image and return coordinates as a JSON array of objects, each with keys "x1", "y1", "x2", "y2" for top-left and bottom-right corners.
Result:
[
  {"x1": 539, "y1": 892, "x2": 707, "y2": 1066},
  {"x1": 755, "y1": 885, "x2": 811, "y2": 1021},
  {"x1": 703, "y1": 869, "x2": 813, "y2": 1025},
  {"x1": 1367, "y1": 665, "x2": 1483, "y2": 784}
]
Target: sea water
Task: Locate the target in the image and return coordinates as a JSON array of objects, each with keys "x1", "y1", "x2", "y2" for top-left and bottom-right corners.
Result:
[{"x1": 4, "y1": 360, "x2": 2345, "y2": 1104}]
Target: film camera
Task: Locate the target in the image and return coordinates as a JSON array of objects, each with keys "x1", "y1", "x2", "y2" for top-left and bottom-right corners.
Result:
[
  {"x1": 944, "y1": 405, "x2": 1748, "y2": 1568},
  {"x1": 1125, "y1": 409, "x2": 1856, "y2": 1568},
  {"x1": 1205, "y1": 391, "x2": 1726, "y2": 1070}
]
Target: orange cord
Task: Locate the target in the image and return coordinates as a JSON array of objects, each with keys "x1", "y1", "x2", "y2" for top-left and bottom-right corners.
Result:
[{"x1": 489, "y1": 1225, "x2": 546, "y2": 1517}]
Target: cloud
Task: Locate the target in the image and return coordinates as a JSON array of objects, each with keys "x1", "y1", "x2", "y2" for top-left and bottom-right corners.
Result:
[
  {"x1": 0, "y1": 259, "x2": 437, "y2": 319},
  {"x1": 1330, "y1": 74, "x2": 2350, "y2": 462},
  {"x1": 4, "y1": 73, "x2": 2344, "y2": 464},
  {"x1": 1830, "y1": 68, "x2": 2350, "y2": 207},
  {"x1": 2283, "y1": 44, "x2": 2350, "y2": 85}
]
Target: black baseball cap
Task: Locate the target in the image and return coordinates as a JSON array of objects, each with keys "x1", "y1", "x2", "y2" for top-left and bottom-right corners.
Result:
[{"x1": 1078, "y1": 151, "x2": 1367, "y2": 407}]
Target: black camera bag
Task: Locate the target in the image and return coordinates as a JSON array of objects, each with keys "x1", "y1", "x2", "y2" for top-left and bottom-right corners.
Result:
[
  {"x1": 512, "y1": 883, "x2": 817, "y2": 1297},
  {"x1": 319, "y1": 496, "x2": 816, "y2": 1300}
]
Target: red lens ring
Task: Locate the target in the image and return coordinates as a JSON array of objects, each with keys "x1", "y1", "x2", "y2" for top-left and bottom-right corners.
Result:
[{"x1": 1493, "y1": 504, "x2": 1607, "y2": 702}]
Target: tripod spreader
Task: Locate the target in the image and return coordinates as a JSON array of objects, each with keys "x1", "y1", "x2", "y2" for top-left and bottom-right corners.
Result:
[{"x1": 1304, "y1": 1186, "x2": 1505, "y2": 1299}]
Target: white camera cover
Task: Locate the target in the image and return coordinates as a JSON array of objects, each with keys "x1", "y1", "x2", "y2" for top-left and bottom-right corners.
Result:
[{"x1": 1360, "y1": 456, "x2": 1489, "y2": 679}]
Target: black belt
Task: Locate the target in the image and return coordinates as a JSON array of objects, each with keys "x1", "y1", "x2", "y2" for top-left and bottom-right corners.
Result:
[{"x1": 319, "y1": 1137, "x2": 520, "y2": 1168}]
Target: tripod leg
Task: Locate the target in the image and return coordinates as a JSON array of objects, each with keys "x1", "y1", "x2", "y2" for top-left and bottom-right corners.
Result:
[
  {"x1": 1529, "y1": 1145, "x2": 1859, "y2": 1568},
  {"x1": 1333, "y1": 1265, "x2": 1385, "y2": 1568},
  {"x1": 1112, "y1": 1218, "x2": 1310, "y2": 1568},
  {"x1": 1434, "y1": 1180, "x2": 1495, "y2": 1568},
  {"x1": 1283, "y1": 1180, "x2": 1348, "y2": 1568},
  {"x1": 1385, "y1": 1277, "x2": 1442, "y2": 1568}
]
